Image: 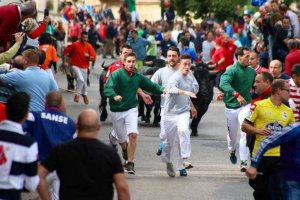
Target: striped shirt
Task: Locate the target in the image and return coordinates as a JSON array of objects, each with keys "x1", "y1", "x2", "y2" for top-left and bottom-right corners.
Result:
[
  {"x1": 0, "y1": 120, "x2": 39, "y2": 199},
  {"x1": 289, "y1": 78, "x2": 300, "y2": 121}
]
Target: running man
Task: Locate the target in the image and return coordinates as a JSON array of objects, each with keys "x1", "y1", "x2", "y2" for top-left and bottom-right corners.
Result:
[
  {"x1": 161, "y1": 54, "x2": 199, "y2": 177},
  {"x1": 219, "y1": 47, "x2": 256, "y2": 171},
  {"x1": 104, "y1": 52, "x2": 166, "y2": 174},
  {"x1": 151, "y1": 46, "x2": 180, "y2": 156}
]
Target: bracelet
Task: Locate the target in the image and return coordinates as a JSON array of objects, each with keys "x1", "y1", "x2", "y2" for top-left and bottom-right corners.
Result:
[{"x1": 233, "y1": 91, "x2": 240, "y2": 98}]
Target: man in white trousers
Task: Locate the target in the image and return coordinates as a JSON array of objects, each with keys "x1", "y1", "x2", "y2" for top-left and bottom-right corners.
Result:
[
  {"x1": 162, "y1": 54, "x2": 199, "y2": 177},
  {"x1": 219, "y1": 47, "x2": 256, "y2": 172},
  {"x1": 63, "y1": 31, "x2": 96, "y2": 104},
  {"x1": 104, "y1": 52, "x2": 165, "y2": 175},
  {"x1": 151, "y1": 46, "x2": 180, "y2": 156}
]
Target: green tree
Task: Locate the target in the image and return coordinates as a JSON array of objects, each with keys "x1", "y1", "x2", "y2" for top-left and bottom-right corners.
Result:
[{"x1": 171, "y1": 0, "x2": 248, "y2": 21}]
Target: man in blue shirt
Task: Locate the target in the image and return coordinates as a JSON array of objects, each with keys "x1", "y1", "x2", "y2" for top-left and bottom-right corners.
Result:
[
  {"x1": 23, "y1": 91, "x2": 75, "y2": 199},
  {"x1": 246, "y1": 122, "x2": 300, "y2": 200},
  {"x1": 127, "y1": 29, "x2": 151, "y2": 69},
  {"x1": 180, "y1": 37, "x2": 197, "y2": 63},
  {"x1": 0, "y1": 49, "x2": 58, "y2": 111}
]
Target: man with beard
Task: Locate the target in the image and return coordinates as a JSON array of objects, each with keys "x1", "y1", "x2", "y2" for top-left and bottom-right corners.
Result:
[{"x1": 63, "y1": 31, "x2": 96, "y2": 105}]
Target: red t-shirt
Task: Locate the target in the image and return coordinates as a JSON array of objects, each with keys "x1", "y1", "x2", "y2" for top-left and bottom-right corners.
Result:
[
  {"x1": 285, "y1": 49, "x2": 300, "y2": 76},
  {"x1": 211, "y1": 47, "x2": 226, "y2": 71},
  {"x1": 222, "y1": 41, "x2": 237, "y2": 69},
  {"x1": 64, "y1": 41, "x2": 96, "y2": 68},
  {"x1": 103, "y1": 60, "x2": 123, "y2": 83}
]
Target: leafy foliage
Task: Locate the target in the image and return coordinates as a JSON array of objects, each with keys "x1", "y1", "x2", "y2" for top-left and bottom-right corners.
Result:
[{"x1": 172, "y1": 0, "x2": 250, "y2": 21}]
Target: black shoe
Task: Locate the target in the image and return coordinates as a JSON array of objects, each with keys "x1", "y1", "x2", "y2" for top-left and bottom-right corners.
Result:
[
  {"x1": 141, "y1": 116, "x2": 147, "y2": 121},
  {"x1": 191, "y1": 131, "x2": 198, "y2": 137},
  {"x1": 100, "y1": 109, "x2": 108, "y2": 122},
  {"x1": 122, "y1": 149, "x2": 128, "y2": 161},
  {"x1": 145, "y1": 117, "x2": 150, "y2": 123},
  {"x1": 126, "y1": 162, "x2": 135, "y2": 174},
  {"x1": 152, "y1": 121, "x2": 159, "y2": 127},
  {"x1": 229, "y1": 150, "x2": 237, "y2": 164}
]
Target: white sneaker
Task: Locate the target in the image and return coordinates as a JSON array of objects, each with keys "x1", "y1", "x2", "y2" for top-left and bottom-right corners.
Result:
[{"x1": 166, "y1": 163, "x2": 175, "y2": 177}]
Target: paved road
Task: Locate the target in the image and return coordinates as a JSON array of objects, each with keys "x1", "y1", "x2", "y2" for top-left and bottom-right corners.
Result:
[{"x1": 55, "y1": 56, "x2": 253, "y2": 200}]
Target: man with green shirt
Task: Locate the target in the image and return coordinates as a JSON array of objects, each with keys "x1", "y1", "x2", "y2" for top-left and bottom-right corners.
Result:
[
  {"x1": 104, "y1": 52, "x2": 165, "y2": 174},
  {"x1": 219, "y1": 47, "x2": 256, "y2": 171}
]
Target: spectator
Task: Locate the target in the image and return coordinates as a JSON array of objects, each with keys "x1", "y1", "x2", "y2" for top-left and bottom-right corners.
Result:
[
  {"x1": 177, "y1": 30, "x2": 195, "y2": 52},
  {"x1": 0, "y1": 1, "x2": 36, "y2": 50},
  {"x1": 0, "y1": 49, "x2": 58, "y2": 112},
  {"x1": 288, "y1": 64, "x2": 300, "y2": 122},
  {"x1": 0, "y1": 33, "x2": 24, "y2": 65},
  {"x1": 221, "y1": 33, "x2": 237, "y2": 69},
  {"x1": 0, "y1": 92, "x2": 39, "y2": 200},
  {"x1": 146, "y1": 28, "x2": 158, "y2": 62},
  {"x1": 160, "y1": 31, "x2": 176, "y2": 59},
  {"x1": 38, "y1": 33, "x2": 58, "y2": 78},
  {"x1": 249, "y1": 51, "x2": 270, "y2": 73},
  {"x1": 285, "y1": 39, "x2": 300, "y2": 76},
  {"x1": 246, "y1": 122, "x2": 300, "y2": 200},
  {"x1": 24, "y1": 91, "x2": 75, "y2": 199},
  {"x1": 201, "y1": 31, "x2": 215, "y2": 63},
  {"x1": 242, "y1": 79, "x2": 295, "y2": 199},
  {"x1": 54, "y1": 20, "x2": 66, "y2": 58},
  {"x1": 68, "y1": 19, "x2": 81, "y2": 42},
  {"x1": 269, "y1": 59, "x2": 290, "y2": 80},
  {"x1": 127, "y1": 29, "x2": 151, "y2": 69},
  {"x1": 103, "y1": 20, "x2": 117, "y2": 59},
  {"x1": 279, "y1": 2, "x2": 299, "y2": 38},
  {"x1": 272, "y1": 16, "x2": 293, "y2": 63},
  {"x1": 37, "y1": 109, "x2": 130, "y2": 200},
  {"x1": 224, "y1": 20, "x2": 234, "y2": 38},
  {"x1": 180, "y1": 37, "x2": 197, "y2": 63}
]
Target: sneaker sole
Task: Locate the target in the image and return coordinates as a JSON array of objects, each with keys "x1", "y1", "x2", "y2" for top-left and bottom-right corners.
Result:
[
  {"x1": 240, "y1": 167, "x2": 247, "y2": 173},
  {"x1": 185, "y1": 165, "x2": 193, "y2": 169},
  {"x1": 127, "y1": 170, "x2": 135, "y2": 175}
]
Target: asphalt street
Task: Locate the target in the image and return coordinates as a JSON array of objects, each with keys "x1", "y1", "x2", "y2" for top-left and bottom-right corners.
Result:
[{"x1": 55, "y1": 56, "x2": 253, "y2": 200}]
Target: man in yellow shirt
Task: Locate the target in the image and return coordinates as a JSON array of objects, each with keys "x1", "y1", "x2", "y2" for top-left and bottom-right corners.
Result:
[{"x1": 242, "y1": 79, "x2": 295, "y2": 200}]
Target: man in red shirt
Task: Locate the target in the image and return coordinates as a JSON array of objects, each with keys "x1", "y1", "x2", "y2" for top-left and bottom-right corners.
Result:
[
  {"x1": 63, "y1": 31, "x2": 96, "y2": 104},
  {"x1": 221, "y1": 34, "x2": 237, "y2": 69},
  {"x1": 103, "y1": 44, "x2": 133, "y2": 83},
  {"x1": 249, "y1": 51, "x2": 270, "y2": 73},
  {"x1": 285, "y1": 39, "x2": 300, "y2": 76}
]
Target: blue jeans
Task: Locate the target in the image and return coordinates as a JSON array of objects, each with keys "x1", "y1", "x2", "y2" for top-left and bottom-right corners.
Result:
[{"x1": 281, "y1": 180, "x2": 300, "y2": 200}]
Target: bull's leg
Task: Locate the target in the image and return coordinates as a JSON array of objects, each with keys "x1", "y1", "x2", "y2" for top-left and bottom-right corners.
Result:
[
  {"x1": 67, "y1": 74, "x2": 74, "y2": 90},
  {"x1": 138, "y1": 97, "x2": 146, "y2": 121},
  {"x1": 99, "y1": 97, "x2": 108, "y2": 121},
  {"x1": 191, "y1": 99, "x2": 212, "y2": 136},
  {"x1": 99, "y1": 70, "x2": 108, "y2": 121},
  {"x1": 145, "y1": 104, "x2": 153, "y2": 123},
  {"x1": 152, "y1": 95, "x2": 161, "y2": 127}
]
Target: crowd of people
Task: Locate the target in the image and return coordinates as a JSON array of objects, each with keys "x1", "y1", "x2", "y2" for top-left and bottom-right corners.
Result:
[{"x1": 0, "y1": 0, "x2": 300, "y2": 199}]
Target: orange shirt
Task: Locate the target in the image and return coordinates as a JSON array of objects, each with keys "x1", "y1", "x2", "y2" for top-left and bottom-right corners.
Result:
[
  {"x1": 64, "y1": 41, "x2": 96, "y2": 68},
  {"x1": 39, "y1": 44, "x2": 58, "y2": 70}
]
